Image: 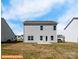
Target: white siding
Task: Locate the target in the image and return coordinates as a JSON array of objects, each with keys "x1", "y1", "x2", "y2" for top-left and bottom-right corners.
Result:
[
  {"x1": 64, "y1": 20, "x2": 78, "y2": 42},
  {"x1": 24, "y1": 25, "x2": 57, "y2": 44}
]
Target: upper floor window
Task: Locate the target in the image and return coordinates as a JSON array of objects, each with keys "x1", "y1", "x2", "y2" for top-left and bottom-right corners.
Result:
[
  {"x1": 54, "y1": 26, "x2": 56, "y2": 30},
  {"x1": 40, "y1": 26, "x2": 43, "y2": 30}
]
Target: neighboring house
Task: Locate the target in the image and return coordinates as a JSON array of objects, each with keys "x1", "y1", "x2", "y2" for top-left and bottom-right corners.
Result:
[
  {"x1": 1, "y1": 18, "x2": 16, "y2": 42},
  {"x1": 64, "y1": 17, "x2": 78, "y2": 43},
  {"x1": 16, "y1": 35, "x2": 23, "y2": 41},
  {"x1": 57, "y1": 35, "x2": 65, "y2": 43},
  {"x1": 23, "y1": 21, "x2": 57, "y2": 44}
]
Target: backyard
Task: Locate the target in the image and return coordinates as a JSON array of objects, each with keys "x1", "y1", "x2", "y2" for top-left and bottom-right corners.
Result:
[{"x1": 1, "y1": 42, "x2": 78, "y2": 59}]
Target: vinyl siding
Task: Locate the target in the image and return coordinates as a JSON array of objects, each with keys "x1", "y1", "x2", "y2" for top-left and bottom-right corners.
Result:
[{"x1": 24, "y1": 25, "x2": 57, "y2": 44}]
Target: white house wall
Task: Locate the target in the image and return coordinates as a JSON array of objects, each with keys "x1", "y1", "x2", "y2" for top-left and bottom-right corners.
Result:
[
  {"x1": 64, "y1": 20, "x2": 78, "y2": 42},
  {"x1": 24, "y1": 25, "x2": 57, "y2": 44}
]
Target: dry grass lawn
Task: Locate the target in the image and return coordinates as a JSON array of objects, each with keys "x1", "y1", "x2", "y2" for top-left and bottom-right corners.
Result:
[{"x1": 1, "y1": 42, "x2": 78, "y2": 59}]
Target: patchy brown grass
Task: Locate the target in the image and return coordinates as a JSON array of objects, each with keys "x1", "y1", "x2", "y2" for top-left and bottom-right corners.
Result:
[{"x1": 1, "y1": 42, "x2": 78, "y2": 59}]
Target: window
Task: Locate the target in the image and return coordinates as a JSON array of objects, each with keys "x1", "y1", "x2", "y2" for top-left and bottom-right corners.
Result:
[
  {"x1": 28, "y1": 36, "x2": 34, "y2": 40},
  {"x1": 51, "y1": 36, "x2": 53, "y2": 40},
  {"x1": 28, "y1": 36, "x2": 30, "y2": 40},
  {"x1": 54, "y1": 26, "x2": 56, "y2": 30},
  {"x1": 31, "y1": 36, "x2": 33, "y2": 40},
  {"x1": 40, "y1": 36, "x2": 43, "y2": 40},
  {"x1": 40, "y1": 26, "x2": 43, "y2": 30}
]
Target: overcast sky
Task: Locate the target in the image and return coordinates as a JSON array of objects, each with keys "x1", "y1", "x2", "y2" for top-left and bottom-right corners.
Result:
[{"x1": 1, "y1": 0, "x2": 78, "y2": 35}]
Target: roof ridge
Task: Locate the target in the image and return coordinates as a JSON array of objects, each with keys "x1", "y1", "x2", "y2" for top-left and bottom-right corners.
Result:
[{"x1": 24, "y1": 21, "x2": 58, "y2": 25}]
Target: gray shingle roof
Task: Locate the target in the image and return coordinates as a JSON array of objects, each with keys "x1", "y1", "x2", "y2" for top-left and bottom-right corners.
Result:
[{"x1": 24, "y1": 21, "x2": 58, "y2": 25}]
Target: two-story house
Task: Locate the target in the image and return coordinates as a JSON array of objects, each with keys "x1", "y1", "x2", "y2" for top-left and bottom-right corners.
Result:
[{"x1": 23, "y1": 21, "x2": 57, "y2": 44}]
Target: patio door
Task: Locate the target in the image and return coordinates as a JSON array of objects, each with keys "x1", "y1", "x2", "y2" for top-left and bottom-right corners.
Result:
[
  {"x1": 40, "y1": 36, "x2": 48, "y2": 43},
  {"x1": 46, "y1": 36, "x2": 48, "y2": 41}
]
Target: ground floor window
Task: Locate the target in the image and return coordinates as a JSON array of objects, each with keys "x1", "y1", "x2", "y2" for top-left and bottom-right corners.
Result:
[
  {"x1": 51, "y1": 36, "x2": 54, "y2": 40},
  {"x1": 40, "y1": 36, "x2": 43, "y2": 40},
  {"x1": 31, "y1": 36, "x2": 33, "y2": 40},
  {"x1": 28, "y1": 36, "x2": 34, "y2": 40}
]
